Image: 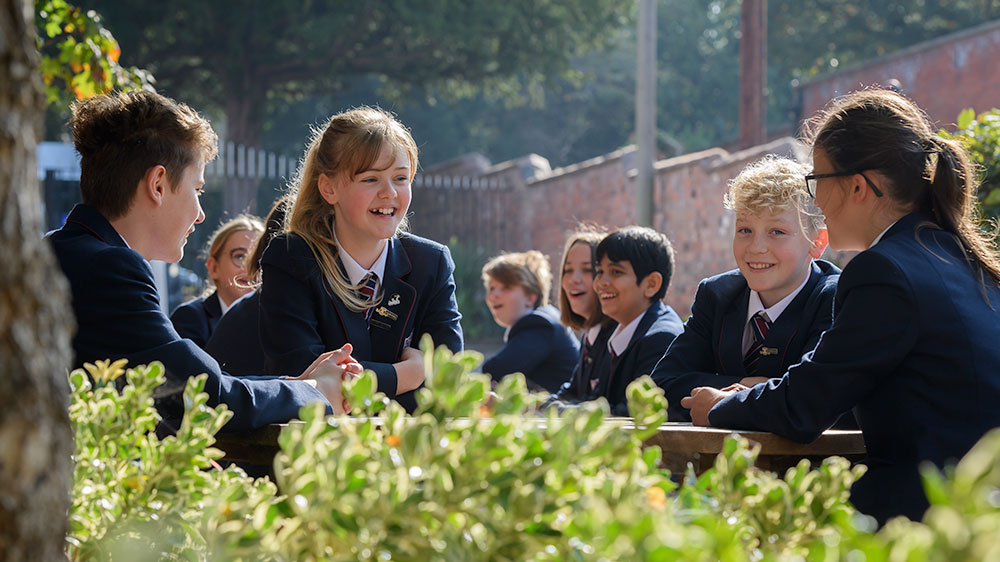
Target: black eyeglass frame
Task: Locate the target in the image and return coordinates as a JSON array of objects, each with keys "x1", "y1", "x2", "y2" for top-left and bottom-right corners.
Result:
[{"x1": 804, "y1": 171, "x2": 883, "y2": 198}]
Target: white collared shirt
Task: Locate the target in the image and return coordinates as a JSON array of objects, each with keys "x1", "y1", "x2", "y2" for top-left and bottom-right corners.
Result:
[
  {"x1": 585, "y1": 324, "x2": 603, "y2": 346},
  {"x1": 869, "y1": 219, "x2": 900, "y2": 249},
  {"x1": 339, "y1": 243, "x2": 389, "y2": 295},
  {"x1": 219, "y1": 295, "x2": 236, "y2": 315},
  {"x1": 608, "y1": 311, "x2": 645, "y2": 358},
  {"x1": 742, "y1": 268, "x2": 811, "y2": 355}
]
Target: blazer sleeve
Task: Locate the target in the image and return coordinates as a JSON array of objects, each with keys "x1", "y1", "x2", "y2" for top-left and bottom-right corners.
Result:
[
  {"x1": 259, "y1": 241, "x2": 331, "y2": 377},
  {"x1": 169, "y1": 300, "x2": 208, "y2": 348},
  {"x1": 709, "y1": 251, "x2": 919, "y2": 442},
  {"x1": 651, "y1": 282, "x2": 741, "y2": 420},
  {"x1": 414, "y1": 245, "x2": 464, "y2": 353},
  {"x1": 91, "y1": 248, "x2": 330, "y2": 432},
  {"x1": 611, "y1": 327, "x2": 681, "y2": 417},
  {"x1": 551, "y1": 344, "x2": 586, "y2": 402},
  {"x1": 481, "y1": 314, "x2": 554, "y2": 382},
  {"x1": 795, "y1": 278, "x2": 837, "y2": 363}
]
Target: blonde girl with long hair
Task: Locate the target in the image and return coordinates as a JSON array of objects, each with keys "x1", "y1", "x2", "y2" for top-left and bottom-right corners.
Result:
[{"x1": 259, "y1": 106, "x2": 463, "y2": 412}]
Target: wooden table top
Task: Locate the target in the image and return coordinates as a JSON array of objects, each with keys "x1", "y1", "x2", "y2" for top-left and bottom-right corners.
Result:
[{"x1": 214, "y1": 417, "x2": 866, "y2": 459}]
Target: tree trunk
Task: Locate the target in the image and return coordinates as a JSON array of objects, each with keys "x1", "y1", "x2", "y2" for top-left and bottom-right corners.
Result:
[
  {"x1": 0, "y1": 0, "x2": 75, "y2": 559},
  {"x1": 222, "y1": 92, "x2": 266, "y2": 217}
]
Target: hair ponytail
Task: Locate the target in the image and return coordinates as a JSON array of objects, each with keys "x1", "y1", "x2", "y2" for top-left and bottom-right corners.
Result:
[
  {"x1": 926, "y1": 136, "x2": 1000, "y2": 284},
  {"x1": 811, "y1": 89, "x2": 1000, "y2": 288}
]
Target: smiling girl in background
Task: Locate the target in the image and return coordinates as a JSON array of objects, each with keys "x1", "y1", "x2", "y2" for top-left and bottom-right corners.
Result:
[
  {"x1": 170, "y1": 214, "x2": 263, "y2": 348},
  {"x1": 549, "y1": 227, "x2": 617, "y2": 404},
  {"x1": 258, "y1": 106, "x2": 463, "y2": 413}
]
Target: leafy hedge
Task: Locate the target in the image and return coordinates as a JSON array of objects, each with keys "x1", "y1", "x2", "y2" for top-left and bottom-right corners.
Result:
[{"x1": 67, "y1": 340, "x2": 1000, "y2": 561}]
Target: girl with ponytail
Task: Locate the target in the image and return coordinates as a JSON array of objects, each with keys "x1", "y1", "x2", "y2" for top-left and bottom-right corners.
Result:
[
  {"x1": 259, "y1": 106, "x2": 463, "y2": 413},
  {"x1": 683, "y1": 89, "x2": 1000, "y2": 526}
]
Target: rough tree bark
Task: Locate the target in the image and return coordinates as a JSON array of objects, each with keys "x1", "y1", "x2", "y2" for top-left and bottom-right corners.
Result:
[{"x1": 0, "y1": 0, "x2": 75, "y2": 559}]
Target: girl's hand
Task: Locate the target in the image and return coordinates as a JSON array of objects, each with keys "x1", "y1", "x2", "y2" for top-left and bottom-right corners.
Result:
[
  {"x1": 394, "y1": 347, "x2": 425, "y2": 394},
  {"x1": 294, "y1": 344, "x2": 363, "y2": 413},
  {"x1": 295, "y1": 344, "x2": 363, "y2": 381},
  {"x1": 680, "y1": 386, "x2": 732, "y2": 426}
]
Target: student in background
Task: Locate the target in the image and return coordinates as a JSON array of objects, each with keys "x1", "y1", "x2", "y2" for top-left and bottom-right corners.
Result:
[
  {"x1": 259, "y1": 106, "x2": 463, "y2": 413},
  {"x1": 480, "y1": 251, "x2": 581, "y2": 393},
  {"x1": 48, "y1": 90, "x2": 357, "y2": 432},
  {"x1": 651, "y1": 156, "x2": 839, "y2": 421},
  {"x1": 170, "y1": 214, "x2": 263, "y2": 348},
  {"x1": 591, "y1": 227, "x2": 684, "y2": 415},
  {"x1": 683, "y1": 89, "x2": 1000, "y2": 525},
  {"x1": 205, "y1": 196, "x2": 290, "y2": 376},
  {"x1": 549, "y1": 227, "x2": 617, "y2": 404}
]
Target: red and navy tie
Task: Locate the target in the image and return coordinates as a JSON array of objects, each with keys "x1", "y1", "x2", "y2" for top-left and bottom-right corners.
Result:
[
  {"x1": 360, "y1": 273, "x2": 378, "y2": 321},
  {"x1": 743, "y1": 311, "x2": 772, "y2": 375}
]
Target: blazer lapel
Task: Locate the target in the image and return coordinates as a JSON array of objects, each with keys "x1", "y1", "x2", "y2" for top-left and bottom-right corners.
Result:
[
  {"x1": 757, "y1": 262, "x2": 822, "y2": 373},
  {"x1": 718, "y1": 286, "x2": 750, "y2": 376},
  {"x1": 367, "y1": 238, "x2": 417, "y2": 361}
]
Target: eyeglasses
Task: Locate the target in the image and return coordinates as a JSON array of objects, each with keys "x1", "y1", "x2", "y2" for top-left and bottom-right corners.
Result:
[
  {"x1": 804, "y1": 171, "x2": 883, "y2": 198},
  {"x1": 227, "y1": 247, "x2": 248, "y2": 268}
]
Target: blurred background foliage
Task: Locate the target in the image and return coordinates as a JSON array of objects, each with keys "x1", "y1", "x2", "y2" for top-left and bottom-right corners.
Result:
[{"x1": 43, "y1": 0, "x2": 1000, "y2": 169}]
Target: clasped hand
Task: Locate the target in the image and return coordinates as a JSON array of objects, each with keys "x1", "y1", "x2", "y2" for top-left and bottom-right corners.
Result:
[
  {"x1": 292, "y1": 344, "x2": 363, "y2": 414},
  {"x1": 680, "y1": 384, "x2": 746, "y2": 426}
]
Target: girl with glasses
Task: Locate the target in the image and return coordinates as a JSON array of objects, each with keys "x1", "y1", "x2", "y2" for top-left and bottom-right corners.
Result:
[
  {"x1": 683, "y1": 88, "x2": 1000, "y2": 526},
  {"x1": 170, "y1": 214, "x2": 263, "y2": 348}
]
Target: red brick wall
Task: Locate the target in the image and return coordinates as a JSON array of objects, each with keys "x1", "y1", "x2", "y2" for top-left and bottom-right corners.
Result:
[
  {"x1": 409, "y1": 139, "x2": 805, "y2": 318},
  {"x1": 798, "y1": 20, "x2": 1000, "y2": 128}
]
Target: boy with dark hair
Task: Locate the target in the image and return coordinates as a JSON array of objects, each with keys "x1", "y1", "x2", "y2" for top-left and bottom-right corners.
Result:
[
  {"x1": 47, "y1": 90, "x2": 357, "y2": 432},
  {"x1": 590, "y1": 226, "x2": 684, "y2": 415}
]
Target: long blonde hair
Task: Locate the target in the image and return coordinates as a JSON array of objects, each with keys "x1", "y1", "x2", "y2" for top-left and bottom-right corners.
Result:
[{"x1": 286, "y1": 106, "x2": 419, "y2": 312}]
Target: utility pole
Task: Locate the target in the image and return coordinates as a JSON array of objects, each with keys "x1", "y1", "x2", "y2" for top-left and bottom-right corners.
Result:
[
  {"x1": 635, "y1": 0, "x2": 656, "y2": 226},
  {"x1": 739, "y1": 0, "x2": 767, "y2": 148}
]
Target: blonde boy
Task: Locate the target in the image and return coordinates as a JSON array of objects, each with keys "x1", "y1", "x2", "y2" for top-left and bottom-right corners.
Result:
[{"x1": 650, "y1": 155, "x2": 840, "y2": 422}]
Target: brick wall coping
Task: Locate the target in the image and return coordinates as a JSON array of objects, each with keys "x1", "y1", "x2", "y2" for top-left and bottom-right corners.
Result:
[{"x1": 798, "y1": 18, "x2": 1000, "y2": 89}]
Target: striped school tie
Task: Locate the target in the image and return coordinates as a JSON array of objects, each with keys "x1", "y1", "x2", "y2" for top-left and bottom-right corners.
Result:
[
  {"x1": 360, "y1": 273, "x2": 378, "y2": 321},
  {"x1": 743, "y1": 311, "x2": 772, "y2": 375}
]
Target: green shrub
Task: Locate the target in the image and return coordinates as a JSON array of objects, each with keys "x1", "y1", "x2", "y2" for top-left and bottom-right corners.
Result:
[
  {"x1": 65, "y1": 342, "x2": 1000, "y2": 561},
  {"x1": 940, "y1": 108, "x2": 1000, "y2": 234}
]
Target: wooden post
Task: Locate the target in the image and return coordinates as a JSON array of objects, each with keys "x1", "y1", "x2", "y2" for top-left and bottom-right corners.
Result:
[
  {"x1": 635, "y1": 0, "x2": 656, "y2": 226},
  {"x1": 739, "y1": 0, "x2": 767, "y2": 149}
]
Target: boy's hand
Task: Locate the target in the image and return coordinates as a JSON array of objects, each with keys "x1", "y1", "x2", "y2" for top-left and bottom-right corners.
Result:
[{"x1": 680, "y1": 386, "x2": 732, "y2": 426}]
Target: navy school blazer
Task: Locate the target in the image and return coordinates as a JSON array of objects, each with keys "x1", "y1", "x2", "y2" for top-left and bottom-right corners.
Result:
[
  {"x1": 480, "y1": 304, "x2": 581, "y2": 393},
  {"x1": 551, "y1": 322, "x2": 617, "y2": 403},
  {"x1": 259, "y1": 232, "x2": 464, "y2": 412},
  {"x1": 169, "y1": 290, "x2": 222, "y2": 348},
  {"x1": 594, "y1": 301, "x2": 684, "y2": 416},
  {"x1": 205, "y1": 290, "x2": 264, "y2": 377},
  {"x1": 709, "y1": 212, "x2": 1000, "y2": 525},
  {"x1": 46, "y1": 204, "x2": 331, "y2": 432},
  {"x1": 651, "y1": 259, "x2": 840, "y2": 421}
]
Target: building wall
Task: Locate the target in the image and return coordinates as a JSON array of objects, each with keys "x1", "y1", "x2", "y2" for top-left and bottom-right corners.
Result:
[
  {"x1": 409, "y1": 138, "x2": 805, "y2": 318},
  {"x1": 797, "y1": 20, "x2": 1000, "y2": 128}
]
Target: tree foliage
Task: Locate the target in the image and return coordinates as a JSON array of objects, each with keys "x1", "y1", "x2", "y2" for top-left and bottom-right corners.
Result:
[
  {"x1": 941, "y1": 108, "x2": 1000, "y2": 230},
  {"x1": 35, "y1": 0, "x2": 152, "y2": 105},
  {"x1": 85, "y1": 0, "x2": 632, "y2": 148}
]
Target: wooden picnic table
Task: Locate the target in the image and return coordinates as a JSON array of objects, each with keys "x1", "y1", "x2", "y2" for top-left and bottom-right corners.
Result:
[{"x1": 215, "y1": 418, "x2": 865, "y2": 475}]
